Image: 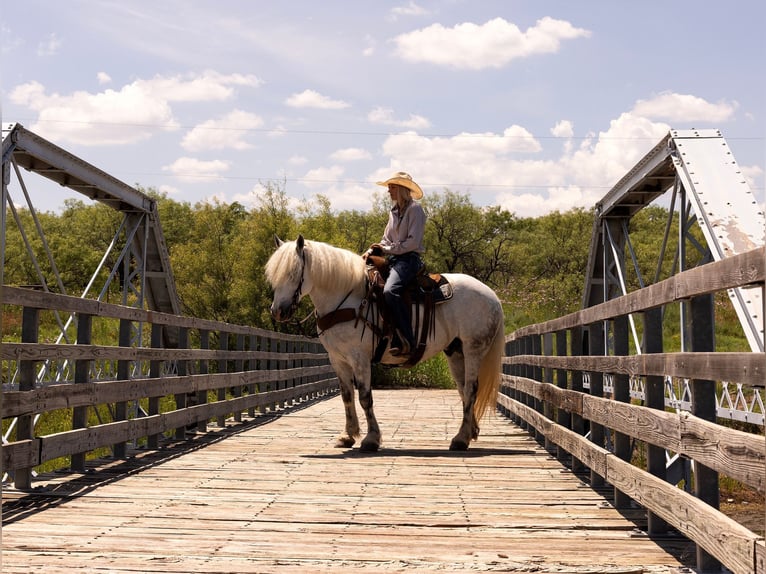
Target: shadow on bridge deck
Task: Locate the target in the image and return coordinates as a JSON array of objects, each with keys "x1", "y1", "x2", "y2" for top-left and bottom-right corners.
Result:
[{"x1": 2, "y1": 389, "x2": 693, "y2": 573}]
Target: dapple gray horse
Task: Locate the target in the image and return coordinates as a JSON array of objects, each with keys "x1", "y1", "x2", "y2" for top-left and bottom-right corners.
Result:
[{"x1": 266, "y1": 235, "x2": 505, "y2": 452}]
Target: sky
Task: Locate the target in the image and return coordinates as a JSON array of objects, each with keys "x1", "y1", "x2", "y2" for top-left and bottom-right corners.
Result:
[{"x1": 2, "y1": 0, "x2": 764, "y2": 218}]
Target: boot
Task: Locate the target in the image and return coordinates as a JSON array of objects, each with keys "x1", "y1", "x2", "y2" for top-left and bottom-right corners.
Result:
[{"x1": 390, "y1": 330, "x2": 412, "y2": 357}]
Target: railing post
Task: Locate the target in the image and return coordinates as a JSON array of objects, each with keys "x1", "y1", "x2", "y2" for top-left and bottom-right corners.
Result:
[
  {"x1": 217, "y1": 331, "x2": 228, "y2": 427},
  {"x1": 113, "y1": 317, "x2": 131, "y2": 459},
  {"x1": 518, "y1": 336, "x2": 529, "y2": 431},
  {"x1": 15, "y1": 306, "x2": 40, "y2": 489},
  {"x1": 690, "y1": 293, "x2": 721, "y2": 572},
  {"x1": 555, "y1": 329, "x2": 570, "y2": 465},
  {"x1": 643, "y1": 307, "x2": 669, "y2": 534},
  {"x1": 569, "y1": 326, "x2": 584, "y2": 473},
  {"x1": 612, "y1": 315, "x2": 632, "y2": 508},
  {"x1": 174, "y1": 327, "x2": 189, "y2": 440},
  {"x1": 147, "y1": 323, "x2": 162, "y2": 450},
  {"x1": 257, "y1": 335, "x2": 268, "y2": 414},
  {"x1": 542, "y1": 332, "x2": 555, "y2": 454},
  {"x1": 196, "y1": 329, "x2": 210, "y2": 433},
  {"x1": 587, "y1": 322, "x2": 605, "y2": 487},
  {"x1": 233, "y1": 334, "x2": 245, "y2": 422},
  {"x1": 247, "y1": 334, "x2": 257, "y2": 417},
  {"x1": 531, "y1": 333, "x2": 543, "y2": 444},
  {"x1": 71, "y1": 312, "x2": 92, "y2": 472}
]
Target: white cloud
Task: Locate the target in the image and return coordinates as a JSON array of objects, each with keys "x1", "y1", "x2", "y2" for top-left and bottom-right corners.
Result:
[
  {"x1": 330, "y1": 147, "x2": 372, "y2": 162},
  {"x1": 288, "y1": 155, "x2": 308, "y2": 166},
  {"x1": 162, "y1": 157, "x2": 231, "y2": 182},
  {"x1": 360, "y1": 114, "x2": 672, "y2": 218},
  {"x1": 285, "y1": 89, "x2": 350, "y2": 110},
  {"x1": 551, "y1": 120, "x2": 574, "y2": 138},
  {"x1": 9, "y1": 80, "x2": 178, "y2": 145},
  {"x1": 135, "y1": 71, "x2": 262, "y2": 102},
  {"x1": 97, "y1": 72, "x2": 112, "y2": 85},
  {"x1": 368, "y1": 107, "x2": 431, "y2": 129},
  {"x1": 392, "y1": 17, "x2": 591, "y2": 69},
  {"x1": 390, "y1": 2, "x2": 429, "y2": 19},
  {"x1": 302, "y1": 165, "x2": 346, "y2": 188},
  {"x1": 632, "y1": 92, "x2": 737, "y2": 123},
  {"x1": 181, "y1": 109, "x2": 264, "y2": 152},
  {"x1": 8, "y1": 71, "x2": 261, "y2": 146},
  {"x1": 37, "y1": 33, "x2": 61, "y2": 57}
]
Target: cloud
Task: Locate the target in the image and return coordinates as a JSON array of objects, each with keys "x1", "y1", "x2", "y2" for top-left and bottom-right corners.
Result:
[
  {"x1": 368, "y1": 107, "x2": 431, "y2": 129},
  {"x1": 8, "y1": 71, "x2": 261, "y2": 145},
  {"x1": 162, "y1": 157, "x2": 231, "y2": 182},
  {"x1": 285, "y1": 89, "x2": 350, "y2": 110},
  {"x1": 550, "y1": 120, "x2": 574, "y2": 138},
  {"x1": 135, "y1": 71, "x2": 262, "y2": 102},
  {"x1": 359, "y1": 113, "x2": 670, "y2": 218},
  {"x1": 37, "y1": 33, "x2": 61, "y2": 57},
  {"x1": 389, "y1": 2, "x2": 429, "y2": 19},
  {"x1": 392, "y1": 17, "x2": 591, "y2": 69},
  {"x1": 97, "y1": 72, "x2": 112, "y2": 85},
  {"x1": 181, "y1": 109, "x2": 264, "y2": 152},
  {"x1": 632, "y1": 92, "x2": 737, "y2": 123},
  {"x1": 330, "y1": 147, "x2": 372, "y2": 162}
]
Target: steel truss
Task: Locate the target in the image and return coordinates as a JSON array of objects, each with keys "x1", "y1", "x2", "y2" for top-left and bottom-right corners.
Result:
[
  {"x1": 581, "y1": 128, "x2": 764, "y2": 490},
  {"x1": 1, "y1": 124, "x2": 182, "y2": 478}
]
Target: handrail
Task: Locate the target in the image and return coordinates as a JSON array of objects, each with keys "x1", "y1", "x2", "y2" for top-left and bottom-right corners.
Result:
[
  {"x1": 500, "y1": 245, "x2": 766, "y2": 574},
  {"x1": 1, "y1": 287, "x2": 337, "y2": 488}
]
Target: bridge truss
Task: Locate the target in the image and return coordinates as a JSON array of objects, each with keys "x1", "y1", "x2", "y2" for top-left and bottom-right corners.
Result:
[
  {"x1": 1, "y1": 124, "x2": 182, "y2": 467},
  {"x1": 582, "y1": 128, "x2": 764, "y2": 428}
]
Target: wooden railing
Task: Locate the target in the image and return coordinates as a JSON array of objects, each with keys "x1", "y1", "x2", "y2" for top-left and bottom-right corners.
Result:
[
  {"x1": 501, "y1": 246, "x2": 766, "y2": 574},
  {"x1": 1, "y1": 286, "x2": 337, "y2": 489}
]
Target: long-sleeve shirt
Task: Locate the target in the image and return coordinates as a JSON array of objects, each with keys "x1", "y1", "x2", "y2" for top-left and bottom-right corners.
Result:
[{"x1": 380, "y1": 200, "x2": 426, "y2": 255}]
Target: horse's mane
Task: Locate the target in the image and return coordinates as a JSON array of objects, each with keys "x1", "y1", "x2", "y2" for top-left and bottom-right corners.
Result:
[{"x1": 265, "y1": 239, "x2": 366, "y2": 294}]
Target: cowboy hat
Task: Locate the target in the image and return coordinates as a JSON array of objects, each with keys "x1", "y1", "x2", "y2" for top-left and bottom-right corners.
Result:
[{"x1": 376, "y1": 171, "x2": 423, "y2": 200}]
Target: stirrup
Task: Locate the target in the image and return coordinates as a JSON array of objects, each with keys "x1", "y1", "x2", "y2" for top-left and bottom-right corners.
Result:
[{"x1": 390, "y1": 336, "x2": 411, "y2": 357}]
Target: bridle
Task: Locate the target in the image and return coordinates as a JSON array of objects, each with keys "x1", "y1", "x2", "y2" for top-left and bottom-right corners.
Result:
[{"x1": 288, "y1": 248, "x2": 306, "y2": 318}]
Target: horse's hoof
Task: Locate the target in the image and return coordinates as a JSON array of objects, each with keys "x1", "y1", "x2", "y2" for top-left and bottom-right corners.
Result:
[
  {"x1": 449, "y1": 438, "x2": 469, "y2": 451},
  {"x1": 359, "y1": 440, "x2": 380, "y2": 452},
  {"x1": 335, "y1": 436, "x2": 355, "y2": 448}
]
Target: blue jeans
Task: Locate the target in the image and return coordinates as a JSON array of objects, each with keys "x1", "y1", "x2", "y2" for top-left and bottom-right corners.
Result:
[{"x1": 383, "y1": 252, "x2": 422, "y2": 346}]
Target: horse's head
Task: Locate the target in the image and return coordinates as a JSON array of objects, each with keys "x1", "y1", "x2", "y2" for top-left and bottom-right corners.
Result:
[{"x1": 265, "y1": 235, "x2": 310, "y2": 322}]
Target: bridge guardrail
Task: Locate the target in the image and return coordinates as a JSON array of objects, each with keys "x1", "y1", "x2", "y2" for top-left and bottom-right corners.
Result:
[
  {"x1": 501, "y1": 246, "x2": 765, "y2": 574},
  {"x1": 1, "y1": 286, "x2": 337, "y2": 488}
]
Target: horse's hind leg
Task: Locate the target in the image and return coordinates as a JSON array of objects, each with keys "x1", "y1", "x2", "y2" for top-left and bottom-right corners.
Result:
[
  {"x1": 334, "y1": 363, "x2": 360, "y2": 448},
  {"x1": 446, "y1": 349, "x2": 479, "y2": 451}
]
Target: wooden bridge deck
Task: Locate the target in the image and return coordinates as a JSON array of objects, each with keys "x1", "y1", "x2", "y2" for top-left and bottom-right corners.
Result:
[{"x1": 1, "y1": 389, "x2": 693, "y2": 573}]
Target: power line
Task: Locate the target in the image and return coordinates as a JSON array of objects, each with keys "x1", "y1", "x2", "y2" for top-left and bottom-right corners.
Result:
[{"x1": 6, "y1": 118, "x2": 765, "y2": 142}]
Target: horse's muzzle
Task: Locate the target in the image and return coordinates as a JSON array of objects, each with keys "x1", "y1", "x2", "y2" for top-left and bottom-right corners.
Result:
[{"x1": 270, "y1": 302, "x2": 293, "y2": 322}]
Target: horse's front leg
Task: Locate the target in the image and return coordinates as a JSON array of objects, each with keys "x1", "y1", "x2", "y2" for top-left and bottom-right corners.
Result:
[
  {"x1": 334, "y1": 363, "x2": 359, "y2": 448},
  {"x1": 355, "y1": 365, "x2": 381, "y2": 452}
]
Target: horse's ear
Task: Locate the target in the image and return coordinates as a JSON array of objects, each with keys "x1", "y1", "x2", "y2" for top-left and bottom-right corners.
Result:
[
  {"x1": 274, "y1": 235, "x2": 283, "y2": 248},
  {"x1": 296, "y1": 234, "x2": 304, "y2": 252}
]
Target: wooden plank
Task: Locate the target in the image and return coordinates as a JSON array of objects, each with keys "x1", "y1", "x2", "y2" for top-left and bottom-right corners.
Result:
[
  {"x1": 2, "y1": 389, "x2": 692, "y2": 573},
  {"x1": 505, "y1": 352, "x2": 765, "y2": 387},
  {"x1": 2, "y1": 365, "x2": 335, "y2": 417},
  {"x1": 510, "y1": 246, "x2": 765, "y2": 339},
  {"x1": 503, "y1": 377, "x2": 766, "y2": 492}
]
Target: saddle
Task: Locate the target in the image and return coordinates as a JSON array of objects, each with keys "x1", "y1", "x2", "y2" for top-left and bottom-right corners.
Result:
[{"x1": 363, "y1": 254, "x2": 453, "y2": 366}]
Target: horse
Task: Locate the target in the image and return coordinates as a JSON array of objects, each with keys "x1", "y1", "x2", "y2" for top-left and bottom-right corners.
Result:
[{"x1": 265, "y1": 235, "x2": 505, "y2": 452}]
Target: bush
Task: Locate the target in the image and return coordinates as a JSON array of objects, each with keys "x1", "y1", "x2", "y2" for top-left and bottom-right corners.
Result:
[{"x1": 373, "y1": 354, "x2": 455, "y2": 389}]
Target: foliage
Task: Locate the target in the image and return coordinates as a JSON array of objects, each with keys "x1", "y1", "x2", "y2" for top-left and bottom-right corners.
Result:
[{"x1": 3, "y1": 182, "x2": 752, "y2": 387}]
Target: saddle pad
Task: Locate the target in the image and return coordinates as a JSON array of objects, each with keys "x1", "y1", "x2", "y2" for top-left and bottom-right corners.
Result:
[{"x1": 418, "y1": 274, "x2": 453, "y2": 304}]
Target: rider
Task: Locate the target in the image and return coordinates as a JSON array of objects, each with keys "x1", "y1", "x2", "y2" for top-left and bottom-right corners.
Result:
[{"x1": 367, "y1": 171, "x2": 426, "y2": 357}]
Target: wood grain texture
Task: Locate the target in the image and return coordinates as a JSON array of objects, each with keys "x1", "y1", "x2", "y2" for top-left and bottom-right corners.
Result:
[{"x1": 2, "y1": 390, "x2": 693, "y2": 573}]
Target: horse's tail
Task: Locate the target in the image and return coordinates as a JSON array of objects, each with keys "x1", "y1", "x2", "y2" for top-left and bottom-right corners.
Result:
[{"x1": 473, "y1": 315, "x2": 505, "y2": 421}]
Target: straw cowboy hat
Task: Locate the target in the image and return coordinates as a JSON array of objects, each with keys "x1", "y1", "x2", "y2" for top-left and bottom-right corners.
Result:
[{"x1": 376, "y1": 171, "x2": 423, "y2": 200}]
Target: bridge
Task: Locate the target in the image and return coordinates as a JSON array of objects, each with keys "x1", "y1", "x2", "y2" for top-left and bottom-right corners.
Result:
[{"x1": 1, "y1": 126, "x2": 764, "y2": 573}]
